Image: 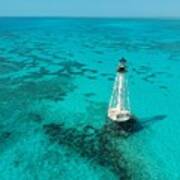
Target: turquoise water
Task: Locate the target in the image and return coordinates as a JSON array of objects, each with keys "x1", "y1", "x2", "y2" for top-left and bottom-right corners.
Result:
[{"x1": 0, "y1": 17, "x2": 180, "y2": 180}]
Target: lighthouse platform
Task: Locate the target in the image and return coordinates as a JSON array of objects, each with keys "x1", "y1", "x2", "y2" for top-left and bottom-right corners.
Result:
[{"x1": 108, "y1": 108, "x2": 131, "y2": 122}]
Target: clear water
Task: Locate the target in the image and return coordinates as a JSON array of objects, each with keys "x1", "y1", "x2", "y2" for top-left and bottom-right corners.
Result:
[{"x1": 0, "y1": 17, "x2": 180, "y2": 180}]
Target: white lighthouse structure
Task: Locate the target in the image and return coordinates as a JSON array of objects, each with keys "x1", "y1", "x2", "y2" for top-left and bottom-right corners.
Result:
[{"x1": 108, "y1": 58, "x2": 132, "y2": 122}]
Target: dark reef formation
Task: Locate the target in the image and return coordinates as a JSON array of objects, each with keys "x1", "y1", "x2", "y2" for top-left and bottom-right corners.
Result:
[
  {"x1": 43, "y1": 122, "x2": 132, "y2": 180},
  {"x1": 42, "y1": 113, "x2": 167, "y2": 180}
]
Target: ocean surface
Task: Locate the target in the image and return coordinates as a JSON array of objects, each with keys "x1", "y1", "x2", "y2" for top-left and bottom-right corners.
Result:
[{"x1": 0, "y1": 17, "x2": 180, "y2": 180}]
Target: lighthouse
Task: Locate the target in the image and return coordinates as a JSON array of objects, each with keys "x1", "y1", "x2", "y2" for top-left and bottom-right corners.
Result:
[{"x1": 108, "y1": 58, "x2": 132, "y2": 123}]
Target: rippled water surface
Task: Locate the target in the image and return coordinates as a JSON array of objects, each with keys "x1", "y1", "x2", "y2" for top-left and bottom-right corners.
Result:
[{"x1": 0, "y1": 18, "x2": 180, "y2": 180}]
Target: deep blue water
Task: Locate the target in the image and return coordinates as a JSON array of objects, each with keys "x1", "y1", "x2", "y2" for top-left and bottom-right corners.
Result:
[{"x1": 0, "y1": 17, "x2": 180, "y2": 180}]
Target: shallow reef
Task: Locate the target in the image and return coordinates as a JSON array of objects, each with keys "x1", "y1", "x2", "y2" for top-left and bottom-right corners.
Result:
[
  {"x1": 0, "y1": 18, "x2": 179, "y2": 180},
  {"x1": 43, "y1": 122, "x2": 132, "y2": 180}
]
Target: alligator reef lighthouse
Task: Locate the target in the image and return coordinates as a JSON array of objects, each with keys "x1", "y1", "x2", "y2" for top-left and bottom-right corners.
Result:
[{"x1": 108, "y1": 58, "x2": 135, "y2": 132}]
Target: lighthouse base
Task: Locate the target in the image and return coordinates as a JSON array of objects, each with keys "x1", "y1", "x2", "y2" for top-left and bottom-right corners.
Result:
[
  {"x1": 115, "y1": 116, "x2": 136, "y2": 133},
  {"x1": 108, "y1": 116, "x2": 137, "y2": 134}
]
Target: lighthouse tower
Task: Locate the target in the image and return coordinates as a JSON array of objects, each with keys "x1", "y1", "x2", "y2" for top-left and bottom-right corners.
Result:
[{"x1": 108, "y1": 58, "x2": 132, "y2": 122}]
